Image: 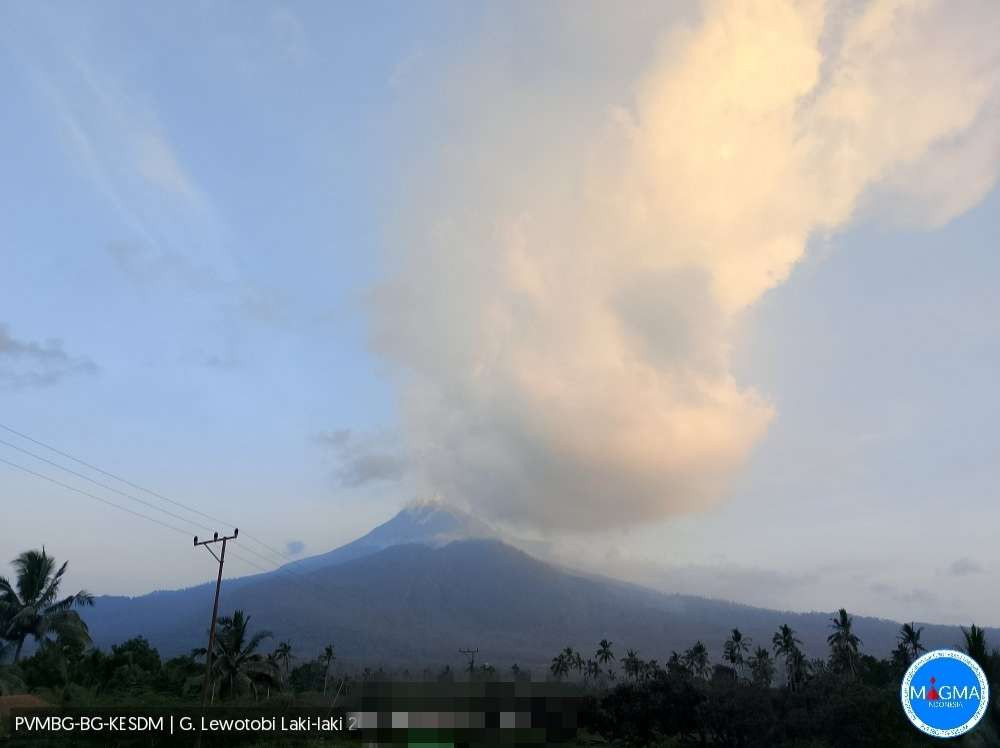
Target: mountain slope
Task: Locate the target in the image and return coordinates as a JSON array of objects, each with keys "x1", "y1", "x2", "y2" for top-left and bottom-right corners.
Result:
[
  {"x1": 81, "y1": 509, "x2": 997, "y2": 670},
  {"x1": 279, "y1": 501, "x2": 497, "y2": 573}
]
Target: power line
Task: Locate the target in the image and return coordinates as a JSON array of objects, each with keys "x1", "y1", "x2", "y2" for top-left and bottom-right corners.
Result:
[
  {"x1": 0, "y1": 436, "x2": 208, "y2": 535},
  {"x1": 0, "y1": 456, "x2": 192, "y2": 536},
  {"x1": 0, "y1": 441, "x2": 349, "y2": 605},
  {"x1": 0, "y1": 422, "x2": 298, "y2": 568},
  {"x1": 0, "y1": 454, "x2": 269, "y2": 575},
  {"x1": 0, "y1": 423, "x2": 361, "y2": 611}
]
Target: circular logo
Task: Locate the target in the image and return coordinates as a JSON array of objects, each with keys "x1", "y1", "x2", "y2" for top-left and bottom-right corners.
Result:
[{"x1": 901, "y1": 649, "x2": 989, "y2": 738}]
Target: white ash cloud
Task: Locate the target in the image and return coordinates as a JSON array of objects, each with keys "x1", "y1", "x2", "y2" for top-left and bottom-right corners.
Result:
[{"x1": 373, "y1": 0, "x2": 1000, "y2": 531}]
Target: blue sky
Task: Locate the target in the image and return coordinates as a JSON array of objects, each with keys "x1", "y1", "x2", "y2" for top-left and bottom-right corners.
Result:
[
  {"x1": 2, "y1": 1, "x2": 1000, "y2": 626},
  {"x1": 1, "y1": 0, "x2": 430, "y2": 586}
]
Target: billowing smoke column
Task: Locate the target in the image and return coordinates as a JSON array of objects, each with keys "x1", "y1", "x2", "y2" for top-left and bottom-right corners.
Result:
[{"x1": 374, "y1": 0, "x2": 1000, "y2": 531}]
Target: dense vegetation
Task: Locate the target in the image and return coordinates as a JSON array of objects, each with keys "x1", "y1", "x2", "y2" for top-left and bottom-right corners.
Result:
[
  {"x1": 3, "y1": 548, "x2": 999, "y2": 746},
  {"x1": 575, "y1": 624, "x2": 1000, "y2": 746}
]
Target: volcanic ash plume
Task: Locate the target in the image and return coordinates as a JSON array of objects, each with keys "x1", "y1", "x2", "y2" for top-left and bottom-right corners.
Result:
[{"x1": 374, "y1": 0, "x2": 1000, "y2": 531}]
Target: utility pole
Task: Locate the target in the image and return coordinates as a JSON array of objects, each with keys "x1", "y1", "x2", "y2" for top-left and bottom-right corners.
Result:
[
  {"x1": 459, "y1": 648, "x2": 478, "y2": 677},
  {"x1": 194, "y1": 529, "x2": 238, "y2": 706}
]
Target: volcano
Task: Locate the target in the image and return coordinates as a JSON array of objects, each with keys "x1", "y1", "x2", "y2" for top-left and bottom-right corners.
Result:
[{"x1": 82, "y1": 503, "x2": 996, "y2": 671}]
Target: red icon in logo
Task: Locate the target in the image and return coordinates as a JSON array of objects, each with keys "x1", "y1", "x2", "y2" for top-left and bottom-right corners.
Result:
[{"x1": 928, "y1": 677, "x2": 939, "y2": 701}]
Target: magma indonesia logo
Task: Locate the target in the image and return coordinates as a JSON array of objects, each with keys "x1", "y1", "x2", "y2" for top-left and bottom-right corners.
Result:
[{"x1": 901, "y1": 649, "x2": 990, "y2": 737}]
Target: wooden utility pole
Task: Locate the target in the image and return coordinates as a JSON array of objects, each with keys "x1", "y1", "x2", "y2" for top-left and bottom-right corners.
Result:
[
  {"x1": 459, "y1": 648, "x2": 479, "y2": 677},
  {"x1": 194, "y1": 529, "x2": 238, "y2": 706}
]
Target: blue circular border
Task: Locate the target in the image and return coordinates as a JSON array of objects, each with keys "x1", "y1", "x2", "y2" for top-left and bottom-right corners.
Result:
[{"x1": 900, "y1": 649, "x2": 989, "y2": 738}]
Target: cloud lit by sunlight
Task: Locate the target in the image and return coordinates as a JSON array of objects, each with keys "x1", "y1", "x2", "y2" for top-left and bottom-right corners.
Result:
[{"x1": 375, "y1": 0, "x2": 1000, "y2": 531}]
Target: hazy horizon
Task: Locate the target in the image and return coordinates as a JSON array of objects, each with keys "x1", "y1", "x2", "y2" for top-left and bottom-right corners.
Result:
[{"x1": 3, "y1": 0, "x2": 1000, "y2": 628}]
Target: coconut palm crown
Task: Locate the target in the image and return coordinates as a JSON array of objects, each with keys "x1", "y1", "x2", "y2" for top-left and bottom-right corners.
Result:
[
  {"x1": 0, "y1": 548, "x2": 93, "y2": 662},
  {"x1": 195, "y1": 609, "x2": 276, "y2": 700}
]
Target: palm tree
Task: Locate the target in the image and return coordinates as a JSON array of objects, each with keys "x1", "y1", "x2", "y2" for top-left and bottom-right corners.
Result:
[
  {"x1": 585, "y1": 658, "x2": 600, "y2": 683},
  {"x1": 827, "y1": 608, "x2": 862, "y2": 678},
  {"x1": 273, "y1": 641, "x2": 293, "y2": 684},
  {"x1": 196, "y1": 609, "x2": 276, "y2": 701},
  {"x1": 572, "y1": 650, "x2": 584, "y2": 677},
  {"x1": 748, "y1": 646, "x2": 774, "y2": 688},
  {"x1": 960, "y1": 624, "x2": 995, "y2": 682},
  {"x1": 595, "y1": 639, "x2": 615, "y2": 667},
  {"x1": 550, "y1": 652, "x2": 569, "y2": 681},
  {"x1": 643, "y1": 659, "x2": 660, "y2": 681},
  {"x1": 666, "y1": 650, "x2": 689, "y2": 677},
  {"x1": 559, "y1": 647, "x2": 578, "y2": 679},
  {"x1": 772, "y1": 624, "x2": 802, "y2": 691},
  {"x1": 682, "y1": 641, "x2": 711, "y2": 680},
  {"x1": 596, "y1": 639, "x2": 615, "y2": 682},
  {"x1": 321, "y1": 644, "x2": 336, "y2": 694},
  {"x1": 0, "y1": 549, "x2": 93, "y2": 662},
  {"x1": 898, "y1": 622, "x2": 925, "y2": 665},
  {"x1": 890, "y1": 641, "x2": 911, "y2": 671},
  {"x1": 623, "y1": 649, "x2": 641, "y2": 681},
  {"x1": 264, "y1": 651, "x2": 281, "y2": 699},
  {"x1": 723, "y1": 628, "x2": 752, "y2": 681},
  {"x1": 807, "y1": 656, "x2": 827, "y2": 678},
  {"x1": 961, "y1": 624, "x2": 987, "y2": 658}
]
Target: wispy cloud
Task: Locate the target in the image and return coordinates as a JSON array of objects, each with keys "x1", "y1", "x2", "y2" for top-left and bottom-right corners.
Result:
[
  {"x1": 285, "y1": 539, "x2": 306, "y2": 557},
  {"x1": 946, "y1": 558, "x2": 985, "y2": 577},
  {"x1": 106, "y1": 241, "x2": 221, "y2": 291},
  {"x1": 868, "y1": 583, "x2": 938, "y2": 609},
  {"x1": 106, "y1": 241, "x2": 291, "y2": 333},
  {"x1": 3, "y1": 10, "x2": 230, "y2": 273},
  {"x1": 134, "y1": 131, "x2": 203, "y2": 205},
  {"x1": 0, "y1": 323, "x2": 96, "y2": 389},
  {"x1": 314, "y1": 429, "x2": 408, "y2": 488}
]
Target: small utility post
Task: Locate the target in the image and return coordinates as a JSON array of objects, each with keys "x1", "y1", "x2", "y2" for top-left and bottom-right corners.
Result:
[
  {"x1": 459, "y1": 648, "x2": 479, "y2": 677},
  {"x1": 194, "y1": 528, "x2": 238, "y2": 706}
]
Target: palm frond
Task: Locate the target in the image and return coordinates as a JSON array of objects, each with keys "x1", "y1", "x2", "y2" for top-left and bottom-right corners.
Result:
[
  {"x1": 37, "y1": 561, "x2": 69, "y2": 608},
  {"x1": 0, "y1": 576, "x2": 20, "y2": 605}
]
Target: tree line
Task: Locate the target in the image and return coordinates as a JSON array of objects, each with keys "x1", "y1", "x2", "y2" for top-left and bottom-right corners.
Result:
[
  {"x1": 548, "y1": 611, "x2": 967, "y2": 689},
  {"x1": 4, "y1": 548, "x2": 1000, "y2": 745}
]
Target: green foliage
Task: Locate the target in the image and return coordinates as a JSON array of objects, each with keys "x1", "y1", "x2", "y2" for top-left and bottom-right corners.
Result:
[
  {"x1": 827, "y1": 608, "x2": 862, "y2": 678},
  {"x1": 194, "y1": 609, "x2": 278, "y2": 701},
  {"x1": 0, "y1": 663, "x2": 25, "y2": 695},
  {"x1": 772, "y1": 623, "x2": 804, "y2": 691},
  {"x1": 748, "y1": 646, "x2": 774, "y2": 688},
  {"x1": 587, "y1": 672, "x2": 705, "y2": 744},
  {"x1": 551, "y1": 650, "x2": 571, "y2": 680},
  {"x1": 155, "y1": 654, "x2": 201, "y2": 697},
  {"x1": 584, "y1": 659, "x2": 944, "y2": 747},
  {"x1": 682, "y1": 641, "x2": 711, "y2": 680},
  {"x1": 19, "y1": 641, "x2": 69, "y2": 690},
  {"x1": 723, "y1": 628, "x2": 752, "y2": 680},
  {"x1": 0, "y1": 550, "x2": 992, "y2": 747},
  {"x1": 289, "y1": 658, "x2": 327, "y2": 692},
  {"x1": 595, "y1": 638, "x2": 614, "y2": 667},
  {"x1": 0, "y1": 548, "x2": 94, "y2": 662},
  {"x1": 898, "y1": 622, "x2": 925, "y2": 666},
  {"x1": 962, "y1": 624, "x2": 998, "y2": 683},
  {"x1": 271, "y1": 640, "x2": 293, "y2": 686},
  {"x1": 620, "y1": 648, "x2": 640, "y2": 680}
]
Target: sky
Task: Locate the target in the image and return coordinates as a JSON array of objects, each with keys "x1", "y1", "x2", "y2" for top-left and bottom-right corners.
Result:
[{"x1": 2, "y1": 0, "x2": 1000, "y2": 626}]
